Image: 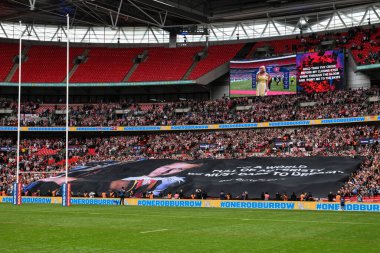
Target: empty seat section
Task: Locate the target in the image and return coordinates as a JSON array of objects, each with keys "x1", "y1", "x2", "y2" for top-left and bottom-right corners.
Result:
[
  {"x1": 129, "y1": 47, "x2": 202, "y2": 82},
  {"x1": 0, "y1": 43, "x2": 19, "y2": 81},
  {"x1": 71, "y1": 48, "x2": 143, "y2": 83},
  {"x1": 246, "y1": 39, "x2": 302, "y2": 58},
  {"x1": 188, "y1": 44, "x2": 243, "y2": 80},
  {"x1": 11, "y1": 45, "x2": 83, "y2": 83}
]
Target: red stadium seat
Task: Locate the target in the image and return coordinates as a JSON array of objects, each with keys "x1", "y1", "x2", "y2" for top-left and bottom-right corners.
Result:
[
  {"x1": 0, "y1": 43, "x2": 19, "y2": 81},
  {"x1": 10, "y1": 45, "x2": 84, "y2": 83},
  {"x1": 71, "y1": 48, "x2": 143, "y2": 83},
  {"x1": 188, "y1": 44, "x2": 243, "y2": 80},
  {"x1": 129, "y1": 46, "x2": 202, "y2": 82}
]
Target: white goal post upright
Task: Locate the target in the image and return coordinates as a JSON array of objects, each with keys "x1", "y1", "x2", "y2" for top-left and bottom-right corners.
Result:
[
  {"x1": 13, "y1": 21, "x2": 23, "y2": 205},
  {"x1": 12, "y1": 16, "x2": 72, "y2": 206},
  {"x1": 62, "y1": 13, "x2": 71, "y2": 207}
]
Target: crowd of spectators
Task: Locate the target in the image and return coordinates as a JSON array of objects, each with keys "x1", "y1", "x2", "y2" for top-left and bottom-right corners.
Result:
[
  {"x1": 252, "y1": 25, "x2": 380, "y2": 66},
  {"x1": 348, "y1": 26, "x2": 380, "y2": 65},
  {"x1": 0, "y1": 88, "x2": 379, "y2": 127},
  {"x1": 0, "y1": 125, "x2": 378, "y2": 198}
]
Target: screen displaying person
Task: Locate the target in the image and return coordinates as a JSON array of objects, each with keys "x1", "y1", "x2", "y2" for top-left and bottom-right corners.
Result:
[{"x1": 256, "y1": 66, "x2": 271, "y2": 96}]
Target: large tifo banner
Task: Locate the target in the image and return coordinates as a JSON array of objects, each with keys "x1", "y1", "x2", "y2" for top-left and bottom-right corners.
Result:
[
  {"x1": 0, "y1": 197, "x2": 379, "y2": 212},
  {"x1": 296, "y1": 50, "x2": 345, "y2": 93},
  {"x1": 27, "y1": 157, "x2": 362, "y2": 198}
]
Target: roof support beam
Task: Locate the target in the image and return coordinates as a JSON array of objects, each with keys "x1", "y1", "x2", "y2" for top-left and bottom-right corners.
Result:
[
  {"x1": 127, "y1": 0, "x2": 162, "y2": 26},
  {"x1": 132, "y1": 0, "x2": 208, "y2": 24},
  {"x1": 28, "y1": 0, "x2": 36, "y2": 11},
  {"x1": 371, "y1": 5, "x2": 380, "y2": 21},
  {"x1": 359, "y1": 7, "x2": 369, "y2": 25},
  {"x1": 85, "y1": 1, "x2": 158, "y2": 27},
  {"x1": 336, "y1": 11, "x2": 347, "y2": 28},
  {"x1": 77, "y1": 2, "x2": 110, "y2": 26},
  {"x1": 0, "y1": 23, "x2": 8, "y2": 38},
  {"x1": 149, "y1": 27, "x2": 159, "y2": 43},
  {"x1": 270, "y1": 19, "x2": 280, "y2": 35},
  {"x1": 240, "y1": 23, "x2": 249, "y2": 38},
  {"x1": 210, "y1": 0, "x2": 379, "y2": 21},
  {"x1": 325, "y1": 14, "x2": 333, "y2": 29},
  {"x1": 338, "y1": 11, "x2": 360, "y2": 25},
  {"x1": 112, "y1": 0, "x2": 124, "y2": 28},
  {"x1": 229, "y1": 24, "x2": 238, "y2": 39},
  {"x1": 261, "y1": 21, "x2": 269, "y2": 36},
  {"x1": 109, "y1": 0, "x2": 124, "y2": 29},
  {"x1": 159, "y1": 11, "x2": 168, "y2": 27}
]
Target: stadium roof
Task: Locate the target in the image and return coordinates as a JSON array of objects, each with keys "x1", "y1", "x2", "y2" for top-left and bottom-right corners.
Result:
[
  {"x1": 0, "y1": 1, "x2": 380, "y2": 44},
  {"x1": 1, "y1": 0, "x2": 379, "y2": 28}
]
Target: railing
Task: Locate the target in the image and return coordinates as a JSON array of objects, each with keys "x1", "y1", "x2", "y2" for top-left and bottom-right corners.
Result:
[
  {"x1": 0, "y1": 80, "x2": 196, "y2": 87},
  {"x1": 0, "y1": 115, "x2": 378, "y2": 132}
]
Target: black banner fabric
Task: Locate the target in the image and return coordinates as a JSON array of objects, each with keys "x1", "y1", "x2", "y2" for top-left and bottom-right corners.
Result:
[{"x1": 28, "y1": 157, "x2": 363, "y2": 198}]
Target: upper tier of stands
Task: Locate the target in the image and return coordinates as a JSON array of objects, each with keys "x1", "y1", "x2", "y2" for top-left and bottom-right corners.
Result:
[
  {"x1": 245, "y1": 26, "x2": 380, "y2": 66},
  {"x1": 0, "y1": 26, "x2": 379, "y2": 83},
  {"x1": 188, "y1": 44, "x2": 244, "y2": 80},
  {"x1": 350, "y1": 28, "x2": 380, "y2": 65},
  {"x1": 10, "y1": 46, "x2": 84, "y2": 83},
  {"x1": 0, "y1": 43, "x2": 19, "y2": 82},
  {"x1": 128, "y1": 46, "x2": 203, "y2": 82},
  {"x1": 70, "y1": 48, "x2": 143, "y2": 83},
  {"x1": 0, "y1": 44, "x2": 242, "y2": 83},
  {"x1": 246, "y1": 32, "x2": 352, "y2": 58},
  {"x1": 247, "y1": 38, "x2": 303, "y2": 57}
]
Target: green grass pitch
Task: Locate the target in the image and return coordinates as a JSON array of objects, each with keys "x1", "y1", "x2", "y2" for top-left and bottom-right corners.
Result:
[
  {"x1": 230, "y1": 80, "x2": 253, "y2": 90},
  {"x1": 0, "y1": 204, "x2": 379, "y2": 253}
]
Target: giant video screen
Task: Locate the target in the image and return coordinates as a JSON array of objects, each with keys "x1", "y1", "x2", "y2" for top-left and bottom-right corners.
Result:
[
  {"x1": 296, "y1": 50, "x2": 345, "y2": 93},
  {"x1": 229, "y1": 56, "x2": 297, "y2": 97}
]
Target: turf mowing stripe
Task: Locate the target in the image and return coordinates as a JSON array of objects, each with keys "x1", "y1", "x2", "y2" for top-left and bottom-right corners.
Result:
[
  {"x1": 2, "y1": 207, "x2": 378, "y2": 225},
  {"x1": 140, "y1": 229, "x2": 168, "y2": 234},
  {"x1": 82, "y1": 211, "x2": 380, "y2": 225}
]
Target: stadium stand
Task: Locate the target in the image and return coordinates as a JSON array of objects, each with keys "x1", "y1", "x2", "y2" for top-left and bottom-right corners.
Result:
[
  {"x1": 0, "y1": 125, "x2": 378, "y2": 198},
  {"x1": 0, "y1": 43, "x2": 19, "y2": 82},
  {"x1": 128, "y1": 46, "x2": 203, "y2": 81},
  {"x1": 0, "y1": 43, "x2": 243, "y2": 82},
  {"x1": 188, "y1": 44, "x2": 243, "y2": 79},
  {"x1": 71, "y1": 47, "x2": 143, "y2": 83},
  {"x1": 247, "y1": 38, "x2": 303, "y2": 58},
  {"x1": 10, "y1": 45, "x2": 84, "y2": 83},
  {"x1": 0, "y1": 88, "x2": 378, "y2": 127},
  {"x1": 245, "y1": 26, "x2": 380, "y2": 67},
  {"x1": 350, "y1": 26, "x2": 380, "y2": 65},
  {"x1": 1, "y1": 27, "x2": 379, "y2": 85},
  {"x1": 2, "y1": 2, "x2": 380, "y2": 251}
]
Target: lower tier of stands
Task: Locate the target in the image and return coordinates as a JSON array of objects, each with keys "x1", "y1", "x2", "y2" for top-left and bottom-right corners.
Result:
[
  {"x1": 0, "y1": 125, "x2": 378, "y2": 199},
  {"x1": 0, "y1": 88, "x2": 379, "y2": 127}
]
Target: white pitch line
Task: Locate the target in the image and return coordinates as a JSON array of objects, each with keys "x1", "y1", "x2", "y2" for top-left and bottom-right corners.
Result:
[
  {"x1": 140, "y1": 228, "x2": 169, "y2": 234},
  {"x1": 4, "y1": 209, "x2": 379, "y2": 225}
]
